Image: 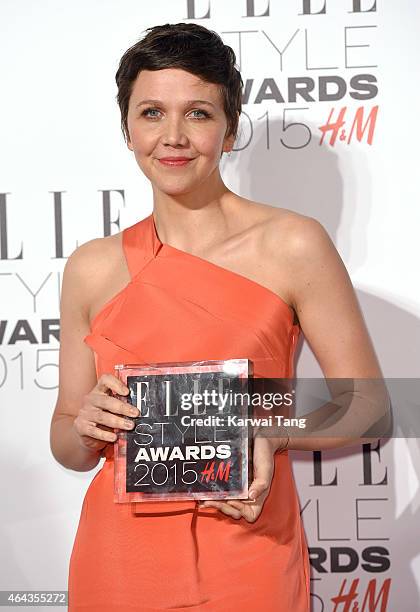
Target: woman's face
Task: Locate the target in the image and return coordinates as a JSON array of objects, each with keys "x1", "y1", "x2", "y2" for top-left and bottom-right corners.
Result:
[{"x1": 126, "y1": 68, "x2": 235, "y2": 195}]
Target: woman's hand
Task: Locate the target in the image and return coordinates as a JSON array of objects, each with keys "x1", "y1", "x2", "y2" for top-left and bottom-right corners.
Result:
[
  {"x1": 72, "y1": 373, "x2": 139, "y2": 454},
  {"x1": 199, "y1": 434, "x2": 288, "y2": 522}
]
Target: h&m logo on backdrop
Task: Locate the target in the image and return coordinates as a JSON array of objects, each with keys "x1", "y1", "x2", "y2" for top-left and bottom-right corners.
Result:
[{"x1": 185, "y1": 0, "x2": 380, "y2": 149}]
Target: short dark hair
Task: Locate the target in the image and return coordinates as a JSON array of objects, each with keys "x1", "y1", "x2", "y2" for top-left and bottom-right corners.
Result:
[{"x1": 115, "y1": 22, "x2": 243, "y2": 147}]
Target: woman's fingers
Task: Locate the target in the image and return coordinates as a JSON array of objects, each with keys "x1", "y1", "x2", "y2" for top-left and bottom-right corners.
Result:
[
  {"x1": 96, "y1": 373, "x2": 129, "y2": 396},
  {"x1": 200, "y1": 437, "x2": 277, "y2": 523},
  {"x1": 87, "y1": 403, "x2": 136, "y2": 431},
  {"x1": 74, "y1": 407, "x2": 133, "y2": 439},
  {"x1": 201, "y1": 501, "x2": 242, "y2": 520},
  {"x1": 90, "y1": 391, "x2": 138, "y2": 418},
  {"x1": 80, "y1": 424, "x2": 117, "y2": 444},
  {"x1": 201, "y1": 498, "x2": 261, "y2": 523},
  {"x1": 226, "y1": 500, "x2": 260, "y2": 523},
  {"x1": 73, "y1": 373, "x2": 138, "y2": 451},
  {"x1": 248, "y1": 436, "x2": 275, "y2": 500},
  {"x1": 248, "y1": 478, "x2": 270, "y2": 502}
]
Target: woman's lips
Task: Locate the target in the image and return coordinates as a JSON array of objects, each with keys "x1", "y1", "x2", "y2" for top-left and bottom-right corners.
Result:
[{"x1": 158, "y1": 158, "x2": 193, "y2": 166}]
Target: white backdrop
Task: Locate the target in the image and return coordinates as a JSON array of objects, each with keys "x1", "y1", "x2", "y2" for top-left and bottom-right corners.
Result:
[{"x1": 1, "y1": 1, "x2": 419, "y2": 610}]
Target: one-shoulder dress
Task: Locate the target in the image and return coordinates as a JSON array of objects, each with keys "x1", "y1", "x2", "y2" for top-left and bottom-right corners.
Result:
[{"x1": 68, "y1": 212, "x2": 310, "y2": 611}]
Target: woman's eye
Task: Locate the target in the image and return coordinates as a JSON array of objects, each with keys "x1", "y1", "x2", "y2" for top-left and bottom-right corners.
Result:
[
  {"x1": 142, "y1": 108, "x2": 160, "y2": 118},
  {"x1": 190, "y1": 110, "x2": 210, "y2": 119}
]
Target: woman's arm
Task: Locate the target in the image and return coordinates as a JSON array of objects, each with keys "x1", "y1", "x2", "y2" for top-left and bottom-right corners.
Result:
[
  {"x1": 50, "y1": 241, "x2": 105, "y2": 471},
  {"x1": 280, "y1": 215, "x2": 391, "y2": 451},
  {"x1": 202, "y1": 213, "x2": 392, "y2": 521}
]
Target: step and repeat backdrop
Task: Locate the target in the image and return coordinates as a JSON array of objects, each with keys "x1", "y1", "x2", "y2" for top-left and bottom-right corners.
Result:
[{"x1": 1, "y1": 1, "x2": 419, "y2": 610}]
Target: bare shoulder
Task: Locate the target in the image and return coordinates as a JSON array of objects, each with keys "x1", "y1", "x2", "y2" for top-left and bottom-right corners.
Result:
[
  {"x1": 237, "y1": 198, "x2": 339, "y2": 309},
  {"x1": 236, "y1": 197, "x2": 328, "y2": 257},
  {"x1": 251, "y1": 201, "x2": 355, "y2": 322},
  {"x1": 245, "y1": 202, "x2": 383, "y2": 379},
  {"x1": 65, "y1": 232, "x2": 123, "y2": 279},
  {"x1": 63, "y1": 231, "x2": 126, "y2": 321},
  {"x1": 244, "y1": 198, "x2": 334, "y2": 260}
]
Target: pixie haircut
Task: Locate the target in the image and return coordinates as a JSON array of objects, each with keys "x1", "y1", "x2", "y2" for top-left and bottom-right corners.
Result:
[{"x1": 115, "y1": 22, "x2": 243, "y2": 147}]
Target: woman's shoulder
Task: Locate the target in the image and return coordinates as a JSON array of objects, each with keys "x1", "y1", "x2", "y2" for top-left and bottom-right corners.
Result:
[
  {"x1": 237, "y1": 197, "x2": 336, "y2": 286},
  {"x1": 66, "y1": 231, "x2": 124, "y2": 282},
  {"x1": 237, "y1": 196, "x2": 326, "y2": 248},
  {"x1": 63, "y1": 231, "x2": 127, "y2": 323}
]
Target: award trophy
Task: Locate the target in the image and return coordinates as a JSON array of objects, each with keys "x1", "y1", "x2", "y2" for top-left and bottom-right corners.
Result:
[{"x1": 113, "y1": 358, "x2": 253, "y2": 503}]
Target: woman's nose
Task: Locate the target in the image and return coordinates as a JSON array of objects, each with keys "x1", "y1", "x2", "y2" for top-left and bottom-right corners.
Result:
[{"x1": 162, "y1": 117, "x2": 189, "y2": 147}]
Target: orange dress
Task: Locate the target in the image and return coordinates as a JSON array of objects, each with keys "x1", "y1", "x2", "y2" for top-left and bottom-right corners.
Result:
[{"x1": 68, "y1": 213, "x2": 310, "y2": 611}]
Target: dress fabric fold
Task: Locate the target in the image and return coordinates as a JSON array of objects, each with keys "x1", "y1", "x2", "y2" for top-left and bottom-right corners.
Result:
[{"x1": 68, "y1": 213, "x2": 310, "y2": 611}]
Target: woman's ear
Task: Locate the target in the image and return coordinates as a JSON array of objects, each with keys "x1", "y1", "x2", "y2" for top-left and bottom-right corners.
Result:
[
  {"x1": 125, "y1": 127, "x2": 133, "y2": 151},
  {"x1": 223, "y1": 112, "x2": 239, "y2": 151},
  {"x1": 223, "y1": 133, "x2": 235, "y2": 155}
]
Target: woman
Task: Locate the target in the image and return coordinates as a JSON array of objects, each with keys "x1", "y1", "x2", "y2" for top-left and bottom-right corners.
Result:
[{"x1": 50, "y1": 22, "x2": 389, "y2": 611}]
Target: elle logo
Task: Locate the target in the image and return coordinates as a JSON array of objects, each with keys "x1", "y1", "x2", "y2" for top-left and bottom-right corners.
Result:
[{"x1": 184, "y1": 0, "x2": 377, "y2": 19}]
